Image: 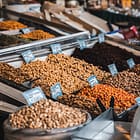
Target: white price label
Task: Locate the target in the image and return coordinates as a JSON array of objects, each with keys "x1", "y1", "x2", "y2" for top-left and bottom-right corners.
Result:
[
  {"x1": 127, "y1": 58, "x2": 135, "y2": 69},
  {"x1": 87, "y1": 75, "x2": 99, "y2": 87},
  {"x1": 20, "y1": 28, "x2": 31, "y2": 34},
  {"x1": 50, "y1": 82, "x2": 62, "y2": 100},
  {"x1": 22, "y1": 87, "x2": 46, "y2": 106},
  {"x1": 21, "y1": 50, "x2": 35, "y2": 63},
  {"x1": 98, "y1": 33, "x2": 105, "y2": 43},
  {"x1": 108, "y1": 63, "x2": 118, "y2": 76},
  {"x1": 78, "y1": 39, "x2": 87, "y2": 50},
  {"x1": 50, "y1": 44, "x2": 62, "y2": 54}
]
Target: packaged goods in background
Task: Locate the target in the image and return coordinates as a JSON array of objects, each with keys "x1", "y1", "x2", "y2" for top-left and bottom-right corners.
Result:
[
  {"x1": 71, "y1": 42, "x2": 140, "y2": 72},
  {"x1": 58, "y1": 94, "x2": 101, "y2": 118},
  {"x1": 78, "y1": 84, "x2": 136, "y2": 113},
  {"x1": 103, "y1": 71, "x2": 140, "y2": 96},
  {"x1": 0, "y1": 20, "x2": 27, "y2": 30},
  {"x1": 9, "y1": 99, "x2": 88, "y2": 129}
]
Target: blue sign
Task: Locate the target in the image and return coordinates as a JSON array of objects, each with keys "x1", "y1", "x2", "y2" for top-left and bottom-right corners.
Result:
[
  {"x1": 127, "y1": 58, "x2": 135, "y2": 69},
  {"x1": 22, "y1": 87, "x2": 46, "y2": 106},
  {"x1": 50, "y1": 44, "x2": 62, "y2": 54},
  {"x1": 78, "y1": 39, "x2": 87, "y2": 50},
  {"x1": 87, "y1": 75, "x2": 99, "y2": 87},
  {"x1": 20, "y1": 28, "x2": 31, "y2": 34},
  {"x1": 50, "y1": 82, "x2": 62, "y2": 100},
  {"x1": 136, "y1": 97, "x2": 140, "y2": 106},
  {"x1": 108, "y1": 63, "x2": 118, "y2": 76},
  {"x1": 21, "y1": 50, "x2": 35, "y2": 63},
  {"x1": 98, "y1": 33, "x2": 105, "y2": 43}
]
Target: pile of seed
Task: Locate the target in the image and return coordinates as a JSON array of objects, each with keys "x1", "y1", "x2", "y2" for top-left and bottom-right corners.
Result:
[
  {"x1": 103, "y1": 71, "x2": 140, "y2": 96},
  {"x1": 78, "y1": 84, "x2": 136, "y2": 113},
  {"x1": 71, "y1": 42, "x2": 140, "y2": 72},
  {"x1": 20, "y1": 54, "x2": 110, "y2": 96},
  {"x1": 10, "y1": 99, "x2": 87, "y2": 129},
  {"x1": 58, "y1": 94, "x2": 101, "y2": 118},
  {"x1": 129, "y1": 64, "x2": 140, "y2": 75}
]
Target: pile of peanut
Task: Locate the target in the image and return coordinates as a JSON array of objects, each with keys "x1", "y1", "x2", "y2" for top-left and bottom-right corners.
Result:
[
  {"x1": 19, "y1": 30, "x2": 55, "y2": 40},
  {"x1": 0, "y1": 20, "x2": 27, "y2": 30},
  {"x1": 20, "y1": 54, "x2": 110, "y2": 96},
  {"x1": 10, "y1": 99, "x2": 87, "y2": 129},
  {"x1": 78, "y1": 84, "x2": 136, "y2": 113},
  {"x1": 58, "y1": 94, "x2": 101, "y2": 118},
  {"x1": 103, "y1": 71, "x2": 140, "y2": 96}
]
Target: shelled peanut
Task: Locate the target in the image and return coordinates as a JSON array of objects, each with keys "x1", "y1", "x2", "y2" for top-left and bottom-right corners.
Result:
[
  {"x1": 58, "y1": 94, "x2": 101, "y2": 118},
  {"x1": 20, "y1": 54, "x2": 110, "y2": 96},
  {"x1": 10, "y1": 99, "x2": 87, "y2": 129},
  {"x1": 19, "y1": 30, "x2": 55, "y2": 40},
  {"x1": 78, "y1": 84, "x2": 136, "y2": 113},
  {"x1": 103, "y1": 71, "x2": 140, "y2": 96},
  {"x1": 0, "y1": 20, "x2": 27, "y2": 30}
]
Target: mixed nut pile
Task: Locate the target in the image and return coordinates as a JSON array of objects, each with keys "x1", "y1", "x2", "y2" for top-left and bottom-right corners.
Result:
[
  {"x1": 10, "y1": 99, "x2": 87, "y2": 129},
  {"x1": 103, "y1": 71, "x2": 140, "y2": 96}
]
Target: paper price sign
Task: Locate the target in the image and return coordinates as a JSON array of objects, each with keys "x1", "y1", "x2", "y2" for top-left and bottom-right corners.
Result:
[
  {"x1": 21, "y1": 50, "x2": 35, "y2": 63},
  {"x1": 98, "y1": 33, "x2": 105, "y2": 43},
  {"x1": 108, "y1": 63, "x2": 118, "y2": 76},
  {"x1": 20, "y1": 28, "x2": 31, "y2": 34},
  {"x1": 78, "y1": 39, "x2": 87, "y2": 50},
  {"x1": 50, "y1": 44, "x2": 62, "y2": 54},
  {"x1": 87, "y1": 75, "x2": 99, "y2": 87},
  {"x1": 50, "y1": 82, "x2": 62, "y2": 100},
  {"x1": 127, "y1": 58, "x2": 135, "y2": 69},
  {"x1": 22, "y1": 87, "x2": 46, "y2": 106}
]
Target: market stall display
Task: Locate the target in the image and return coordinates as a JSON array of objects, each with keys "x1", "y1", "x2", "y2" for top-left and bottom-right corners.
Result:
[
  {"x1": 71, "y1": 42, "x2": 140, "y2": 72},
  {"x1": 0, "y1": 54, "x2": 110, "y2": 96},
  {"x1": 77, "y1": 84, "x2": 136, "y2": 114}
]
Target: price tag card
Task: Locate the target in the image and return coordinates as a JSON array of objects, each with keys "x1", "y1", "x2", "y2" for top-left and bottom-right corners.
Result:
[
  {"x1": 127, "y1": 58, "x2": 135, "y2": 69},
  {"x1": 50, "y1": 44, "x2": 62, "y2": 54},
  {"x1": 136, "y1": 97, "x2": 140, "y2": 106},
  {"x1": 21, "y1": 50, "x2": 35, "y2": 63},
  {"x1": 20, "y1": 28, "x2": 31, "y2": 34},
  {"x1": 87, "y1": 75, "x2": 99, "y2": 87},
  {"x1": 22, "y1": 87, "x2": 46, "y2": 106},
  {"x1": 98, "y1": 33, "x2": 105, "y2": 43},
  {"x1": 108, "y1": 63, "x2": 118, "y2": 76},
  {"x1": 50, "y1": 82, "x2": 62, "y2": 100},
  {"x1": 78, "y1": 39, "x2": 87, "y2": 50}
]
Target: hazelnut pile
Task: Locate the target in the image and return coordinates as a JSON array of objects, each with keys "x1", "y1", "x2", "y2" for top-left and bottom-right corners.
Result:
[{"x1": 103, "y1": 71, "x2": 140, "y2": 96}]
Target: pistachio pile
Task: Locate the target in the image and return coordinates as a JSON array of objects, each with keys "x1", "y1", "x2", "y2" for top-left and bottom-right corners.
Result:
[{"x1": 10, "y1": 99, "x2": 87, "y2": 129}]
